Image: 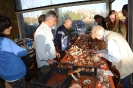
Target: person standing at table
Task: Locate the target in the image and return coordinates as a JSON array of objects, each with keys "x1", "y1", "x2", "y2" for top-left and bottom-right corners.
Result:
[
  {"x1": 91, "y1": 25, "x2": 133, "y2": 88},
  {"x1": 106, "y1": 10, "x2": 126, "y2": 39},
  {"x1": 33, "y1": 14, "x2": 46, "y2": 49},
  {"x1": 54, "y1": 19, "x2": 72, "y2": 59},
  {"x1": 122, "y1": 4, "x2": 128, "y2": 41},
  {"x1": 94, "y1": 14, "x2": 106, "y2": 29},
  {"x1": 34, "y1": 10, "x2": 60, "y2": 71},
  {"x1": 0, "y1": 15, "x2": 28, "y2": 88}
]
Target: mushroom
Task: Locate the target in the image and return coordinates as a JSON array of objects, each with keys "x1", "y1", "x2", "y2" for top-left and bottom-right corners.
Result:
[
  {"x1": 97, "y1": 75, "x2": 104, "y2": 86},
  {"x1": 77, "y1": 60, "x2": 83, "y2": 65},
  {"x1": 70, "y1": 83, "x2": 81, "y2": 88},
  {"x1": 73, "y1": 55, "x2": 78, "y2": 60},
  {"x1": 98, "y1": 61, "x2": 105, "y2": 68},
  {"x1": 91, "y1": 55, "x2": 100, "y2": 62},
  {"x1": 88, "y1": 61, "x2": 93, "y2": 66},
  {"x1": 69, "y1": 50, "x2": 73, "y2": 55},
  {"x1": 66, "y1": 57, "x2": 70, "y2": 63},
  {"x1": 81, "y1": 67, "x2": 85, "y2": 71},
  {"x1": 103, "y1": 76, "x2": 110, "y2": 83},
  {"x1": 83, "y1": 79, "x2": 91, "y2": 84},
  {"x1": 86, "y1": 56, "x2": 91, "y2": 61},
  {"x1": 74, "y1": 68, "x2": 82, "y2": 78},
  {"x1": 68, "y1": 70, "x2": 78, "y2": 82},
  {"x1": 73, "y1": 59, "x2": 78, "y2": 64}
]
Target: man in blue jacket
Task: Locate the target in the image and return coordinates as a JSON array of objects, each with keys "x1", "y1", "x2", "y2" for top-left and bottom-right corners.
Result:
[{"x1": 54, "y1": 19, "x2": 72, "y2": 59}]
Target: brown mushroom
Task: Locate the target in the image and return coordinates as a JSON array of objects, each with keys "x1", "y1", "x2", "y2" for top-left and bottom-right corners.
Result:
[
  {"x1": 68, "y1": 70, "x2": 78, "y2": 82},
  {"x1": 74, "y1": 68, "x2": 82, "y2": 78},
  {"x1": 91, "y1": 55, "x2": 100, "y2": 62},
  {"x1": 70, "y1": 83, "x2": 81, "y2": 88},
  {"x1": 83, "y1": 79, "x2": 91, "y2": 85}
]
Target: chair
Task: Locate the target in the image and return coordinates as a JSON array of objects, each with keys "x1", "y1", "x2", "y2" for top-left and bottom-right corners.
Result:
[
  {"x1": 28, "y1": 49, "x2": 38, "y2": 80},
  {"x1": 112, "y1": 65, "x2": 122, "y2": 88}
]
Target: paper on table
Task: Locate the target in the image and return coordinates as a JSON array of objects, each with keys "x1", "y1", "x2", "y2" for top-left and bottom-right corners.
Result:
[{"x1": 104, "y1": 70, "x2": 114, "y2": 76}]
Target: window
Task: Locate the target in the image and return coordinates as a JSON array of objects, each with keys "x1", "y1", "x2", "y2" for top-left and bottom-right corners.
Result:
[
  {"x1": 59, "y1": 3, "x2": 106, "y2": 34},
  {"x1": 15, "y1": 0, "x2": 86, "y2": 11},
  {"x1": 15, "y1": 0, "x2": 107, "y2": 37}
]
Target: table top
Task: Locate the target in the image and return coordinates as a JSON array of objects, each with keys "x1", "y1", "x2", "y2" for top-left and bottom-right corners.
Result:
[
  {"x1": 61, "y1": 57, "x2": 115, "y2": 88},
  {"x1": 61, "y1": 35, "x2": 115, "y2": 88}
]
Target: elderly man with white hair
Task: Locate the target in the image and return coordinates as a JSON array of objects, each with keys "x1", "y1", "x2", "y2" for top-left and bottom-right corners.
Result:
[{"x1": 91, "y1": 25, "x2": 133, "y2": 88}]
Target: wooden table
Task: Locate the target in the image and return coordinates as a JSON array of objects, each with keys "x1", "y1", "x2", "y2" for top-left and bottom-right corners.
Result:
[
  {"x1": 61, "y1": 35, "x2": 115, "y2": 88},
  {"x1": 61, "y1": 56, "x2": 115, "y2": 88}
]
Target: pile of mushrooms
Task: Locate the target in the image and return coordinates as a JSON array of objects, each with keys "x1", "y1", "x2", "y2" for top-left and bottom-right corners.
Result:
[
  {"x1": 68, "y1": 67, "x2": 93, "y2": 88},
  {"x1": 70, "y1": 83, "x2": 81, "y2": 88},
  {"x1": 97, "y1": 70, "x2": 111, "y2": 88}
]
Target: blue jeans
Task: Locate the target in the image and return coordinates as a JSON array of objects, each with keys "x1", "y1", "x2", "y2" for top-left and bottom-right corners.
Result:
[{"x1": 121, "y1": 75, "x2": 130, "y2": 88}]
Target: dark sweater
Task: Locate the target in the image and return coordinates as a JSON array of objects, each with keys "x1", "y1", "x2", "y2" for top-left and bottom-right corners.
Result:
[{"x1": 54, "y1": 25, "x2": 68, "y2": 51}]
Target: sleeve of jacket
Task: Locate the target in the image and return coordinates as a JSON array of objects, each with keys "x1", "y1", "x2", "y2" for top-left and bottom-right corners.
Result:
[
  {"x1": 3, "y1": 38, "x2": 28, "y2": 57},
  {"x1": 98, "y1": 40, "x2": 121, "y2": 62},
  {"x1": 119, "y1": 22, "x2": 126, "y2": 39},
  {"x1": 55, "y1": 27, "x2": 64, "y2": 50}
]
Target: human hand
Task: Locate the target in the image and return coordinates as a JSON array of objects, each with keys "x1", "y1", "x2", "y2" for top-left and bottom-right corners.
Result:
[
  {"x1": 45, "y1": 59, "x2": 56, "y2": 64},
  {"x1": 56, "y1": 52, "x2": 60, "y2": 59},
  {"x1": 95, "y1": 53, "x2": 103, "y2": 57}
]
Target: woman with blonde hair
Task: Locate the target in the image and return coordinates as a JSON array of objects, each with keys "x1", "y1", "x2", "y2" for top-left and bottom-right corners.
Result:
[{"x1": 106, "y1": 10, "x2": 126, "y2": 38}]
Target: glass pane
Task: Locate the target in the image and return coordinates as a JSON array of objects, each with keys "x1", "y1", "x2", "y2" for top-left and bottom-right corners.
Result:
[
  {"x1": 15, "y1": 0, "x2": 86, "y2": 10},
  {"x1": 112, "y1": 0, "x2": 128, "y2": 20},
  {"x1": 17, "y1": 3, "x2": 106, "y2": 37},
  {"x1": 59, "y1": 3, "x2": 106, "y2": 35},
  {"x1": 112, "y1": 0, "x2": 128, "y2": 11},
  {"x1": 18, "y1": 9, "x2": 54, "y2": 37}
]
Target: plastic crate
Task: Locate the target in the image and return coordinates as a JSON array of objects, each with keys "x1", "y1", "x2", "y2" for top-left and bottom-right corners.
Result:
[
  {"x1": 61, "y1": 66, "x2": 97, "y2": 88},
  {"x1": 30, "y1": 62, "x2": 73, "y2": 88}
]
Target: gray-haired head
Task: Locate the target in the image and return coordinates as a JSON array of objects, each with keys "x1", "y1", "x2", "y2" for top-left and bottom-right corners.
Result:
[
  {"x1": 45, "y1": 10, "x2": 58, "y2": 20},
  {"x1": 44, "y1": 10, "x2": 58, "y2": 28}
]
